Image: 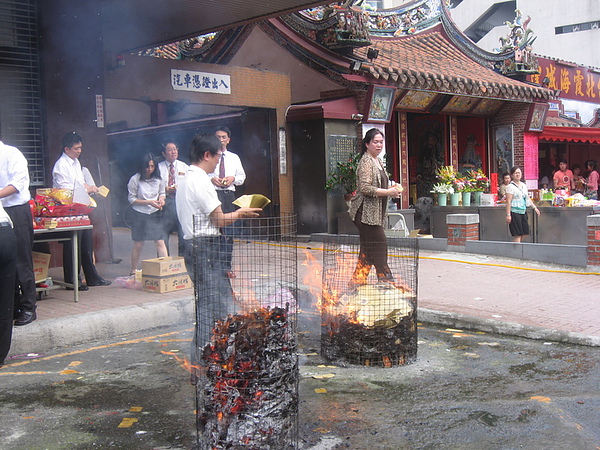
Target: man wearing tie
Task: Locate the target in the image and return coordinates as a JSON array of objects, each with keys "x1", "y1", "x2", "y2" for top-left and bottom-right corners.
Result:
[
  {"x1": 52, "y1": 132, "x2": 111, "y2": 290},
  {"x1": 209, "y1": 126, "x2": 246, "y2": 278},
  {"x1": 158, "y1": 141, "x2": 188, "y2": 256}
]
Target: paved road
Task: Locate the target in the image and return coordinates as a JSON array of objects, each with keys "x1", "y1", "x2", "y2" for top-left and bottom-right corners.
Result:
[{"x1": 3, "y1": 323, "x2": 600, "y2": 449}]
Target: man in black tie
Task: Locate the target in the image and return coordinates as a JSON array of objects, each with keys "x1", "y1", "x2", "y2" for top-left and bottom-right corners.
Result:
[
  {"x1": 210, "y1": 126, "x2": 246, "y2": 278},
  {"x1": 158, "y1": 141, "x2": 188, "y2": 256}
]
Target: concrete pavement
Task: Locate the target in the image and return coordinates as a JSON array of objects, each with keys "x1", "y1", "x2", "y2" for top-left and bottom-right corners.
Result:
[{"x1": 8, "y1": 228, "x2": 600, "y2": 358}]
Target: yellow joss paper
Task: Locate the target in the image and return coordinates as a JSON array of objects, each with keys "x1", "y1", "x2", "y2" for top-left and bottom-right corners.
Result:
[{"x1": 233, "y1": 194, "x2": 271, "y2": 208}]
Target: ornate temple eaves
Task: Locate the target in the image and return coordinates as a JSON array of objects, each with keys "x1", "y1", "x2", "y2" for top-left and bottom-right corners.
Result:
[{"x1": 358, "y1": 62, "x2": 551, "y2": 103}]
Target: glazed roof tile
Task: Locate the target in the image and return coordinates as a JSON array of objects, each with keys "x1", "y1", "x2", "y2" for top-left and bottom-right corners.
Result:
[{"x1": 354, "y1": 29, "x2": 551, "y2": 102}]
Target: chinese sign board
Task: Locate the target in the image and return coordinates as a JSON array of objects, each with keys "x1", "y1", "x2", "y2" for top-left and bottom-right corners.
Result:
[
  {"x1": 171, "y1": 69, "x2": 231, "y2": 94},
  {"x1": 530, "y1": 58, "x2": 600, "y2": 104},
  {"x1": 327, "y1": 135, "x2": 357, "y2": 175}
]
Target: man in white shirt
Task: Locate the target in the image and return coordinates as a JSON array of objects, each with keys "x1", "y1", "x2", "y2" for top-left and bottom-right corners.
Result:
[
  {"x1": 0, "y1": 140, "x2": 36, "y2": 326},
  {"x1": 0, "y1": 202, "x2": 16, "y2": 363},
  {"x1": 52, "y1": 132, "x2": 111, "y2": 290},
  {"x1": 157, "y1": 141, "x2": 188, "y2": 257},
  {"x1": 176, "y1": 134, "x2": 260, "y2": 348},
  {"x1": 209, "y1": 126, "x2": 246, "y2": 278}
]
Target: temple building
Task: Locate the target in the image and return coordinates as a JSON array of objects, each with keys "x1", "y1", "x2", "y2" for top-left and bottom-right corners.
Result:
[{"x1": 140, "y1": 0, "x2": 554, "y2": 233}]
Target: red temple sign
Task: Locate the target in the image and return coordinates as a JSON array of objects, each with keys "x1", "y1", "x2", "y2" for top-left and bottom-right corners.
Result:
[{"x1": 529, "y1": 57, "x2": 600, "y2": 103}]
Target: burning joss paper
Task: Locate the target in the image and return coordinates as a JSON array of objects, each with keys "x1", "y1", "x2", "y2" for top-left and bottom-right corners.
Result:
[{"x1": 197, "y1": 307, "x2": 298, "y2": 449}]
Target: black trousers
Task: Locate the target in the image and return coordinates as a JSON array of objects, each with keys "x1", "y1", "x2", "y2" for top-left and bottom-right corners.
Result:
[
  {"x1": 5, "y1": 203, "x2": 36, "y2": 313},
  {"x1": 0, "y1": 224, "x2": 16, "y2": 364},
  {"x1": 216, "y1": 190, "x2": 237, "y2": 270},
  {"x1": 352, "y1": 207, "x2": 392, "y2": 282},
  {"x1": 161, "y1": 196, "x2": 185, "y2": 257},
  {"x1": 62, "y1": 229, "x2": 102, "y2": 285}
]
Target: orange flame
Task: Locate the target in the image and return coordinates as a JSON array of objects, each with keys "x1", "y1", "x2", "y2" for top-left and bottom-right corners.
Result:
[
  {"x1": 161, "y1": 351, "x2": 203, "y2": 377},
  {"x1": 301, "y1": 249, "x2": 323, "y2": 307}
]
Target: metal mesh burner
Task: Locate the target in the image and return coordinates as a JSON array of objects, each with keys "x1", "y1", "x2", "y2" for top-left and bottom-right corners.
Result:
[
  {"x1": 320, "y1": 235, "x2": 418, "y2": 367},
  {"x1": 191, "y1": 214, "x2": 298, "y2": 449}
]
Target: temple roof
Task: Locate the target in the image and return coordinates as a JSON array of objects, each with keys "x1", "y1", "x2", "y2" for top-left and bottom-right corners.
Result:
[
  {"x1": 352, "y1": 27, "x2": 551, "y2": 102},
  {"x1": 136, "y1": 0, "x2": 552, "y2": 104}
]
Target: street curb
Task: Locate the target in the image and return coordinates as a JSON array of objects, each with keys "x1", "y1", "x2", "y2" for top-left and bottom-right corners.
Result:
[
  {"x1": 419, "y1": 307, "x2": 600, "y2": 347},
  {"x1": 10, "y1": 298, "x2": 194, "y2": 355},
  {"x1": 9, "y1": 301, "x2": 600, "y2": 357}
]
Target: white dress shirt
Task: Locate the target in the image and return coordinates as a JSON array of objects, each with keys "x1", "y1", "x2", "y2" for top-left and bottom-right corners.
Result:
[
  {"x1": 157, "y1": 159, "x2": 188, "y2": 189},
  {"x1": 0, "y1": 141, "x2": 31, "y2": 207},
  {"x1": 208, "y1": 149, "x2": 246, "y2": 192},
  {"x1": 127, "y1": 173, "x2": 166, "y2": 215},
  {"x1": 52, "y1": 152, "x2": 85, "y2": 189},
  {"x1": 176, "y1": 165, "x2": 221, "y2": 240},
  {"x1": 82, "y1": 167, "x2": 96, "y2": 187}
]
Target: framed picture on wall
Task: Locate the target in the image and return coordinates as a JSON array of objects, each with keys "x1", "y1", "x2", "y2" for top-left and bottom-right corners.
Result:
[
  {"x1": 494, "y1": 125, "x2": 513, "y2": 176},
  {"x1": 525, "y1": 102, "x2": 549, "y2": 132},
  {"x1": 364, "y1": 85, "x2": 396, "y2": 123}
]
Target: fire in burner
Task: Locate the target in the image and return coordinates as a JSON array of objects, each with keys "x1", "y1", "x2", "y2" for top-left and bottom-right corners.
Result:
[
  {"x1": 318, "y1": 236, "x2": 419, "y2": 368},
  {"x1": 197, "y1": 307, "x2": 298, "y2": 449},
  {"x1": 321, "y1": 282, "x2": 417, "y2": 367}
]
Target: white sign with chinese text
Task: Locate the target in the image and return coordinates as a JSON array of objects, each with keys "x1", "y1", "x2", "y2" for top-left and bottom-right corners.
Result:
[{"x1": 171, "y1": 69, "x2": 231, "y2": 94}]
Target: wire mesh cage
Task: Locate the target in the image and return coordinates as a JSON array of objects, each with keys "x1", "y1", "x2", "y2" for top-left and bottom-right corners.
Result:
[
  {"x1": 191, "y1": 213, "x2": 298, "y2": 449},
  {"x1": 320, "y1": 235, "x2": 418, "y2": 367}
]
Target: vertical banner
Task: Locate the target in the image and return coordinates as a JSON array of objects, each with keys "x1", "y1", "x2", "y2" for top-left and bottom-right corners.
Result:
[
  {"x1": 449, "y1": 115, "x2": 458, "y2": 168},
  {"x1": 398, "y1": 113, "x2": 409, "y2": 209},
  {"x1": 95, "y1": 95, "x2": 104, "y2": 128},
  {"x1": 278, "y1": 127, "x2": 287, "y2": 175},
  {"x1": 490, "y1": 173, "x2": 498, "y2": 194},
  {"x1": 523, "y1": 132, "x2": 539, "y2": 189}
]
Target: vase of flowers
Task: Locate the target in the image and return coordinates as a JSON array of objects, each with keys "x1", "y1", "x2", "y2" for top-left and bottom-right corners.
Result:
[
  {"x1": 452, "y1": 175, "x2": 474, "y2": 206},
  {"x1": 448, "y1": 192, "x2": 460, "y2": 206},
  {"x1": 467, "y1": 169, "x2": 490, "y2": 205},
  {"x1": 462, "y1": 191, "x2": 472, "y2": 206},
  {"x1": 431, "y1": 183, "x2": 454, "y2": 206},
  {"x1": 434, "y1": 166, "x2": 457, "y2": 206}
]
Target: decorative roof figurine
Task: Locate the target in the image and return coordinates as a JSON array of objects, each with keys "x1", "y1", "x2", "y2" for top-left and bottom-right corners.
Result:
[
  {"x1": 494, "y1": 9, "x2": 539, "y2": 77},
  {"x1": 321, "y1": 0, "x2": 371, "y2": 49}
]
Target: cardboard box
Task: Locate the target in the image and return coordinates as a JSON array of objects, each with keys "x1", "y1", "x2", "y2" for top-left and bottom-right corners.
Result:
[
  {"x1": 142, "y1": 273, "x2": 192, "y2": 293},
  {"x1": 32, "y1": 251, "x2": 51, "y2": 283},
  {"x1": 142, "y1": 256, "x2": 187, "y2": 277}
]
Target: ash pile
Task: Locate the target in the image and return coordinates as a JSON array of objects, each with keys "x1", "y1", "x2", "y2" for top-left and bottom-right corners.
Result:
[
  {"x1": 192, "y1": 214, "x2": 299, "y2": 449},
  {"x1": 320, "y1": 235, "x2": 418, "y2": 367}
]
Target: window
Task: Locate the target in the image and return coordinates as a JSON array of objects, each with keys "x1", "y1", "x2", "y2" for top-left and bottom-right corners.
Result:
[{"x1": 556, "y1": 20, "x2": 600, "y2": 35}]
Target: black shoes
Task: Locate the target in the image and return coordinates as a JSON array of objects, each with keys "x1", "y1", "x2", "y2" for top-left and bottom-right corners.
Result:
[
  {"x1": 66, "y1": 284, "x2": 89, "y2": 291},
  {"x1": 87, "y1": 279, "x2": 112, "y2": 287},
  {"x1": 14, "y1": 310, "x2": 36, "y2": 326}
]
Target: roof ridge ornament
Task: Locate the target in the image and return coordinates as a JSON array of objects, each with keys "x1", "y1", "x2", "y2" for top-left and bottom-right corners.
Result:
[{"x1": 494, "y1": 9, "x2": 540, "y2": 78}]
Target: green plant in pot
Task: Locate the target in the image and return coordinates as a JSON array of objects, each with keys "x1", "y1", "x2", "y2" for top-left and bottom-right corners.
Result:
[{"x1": 325, "y1": 152, "x2": 360, "y2": 201}]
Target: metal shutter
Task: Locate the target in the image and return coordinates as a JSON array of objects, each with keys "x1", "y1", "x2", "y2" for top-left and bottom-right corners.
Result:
[{"x1": 0, "y1": 0, "x2": 44, "y2": 185}]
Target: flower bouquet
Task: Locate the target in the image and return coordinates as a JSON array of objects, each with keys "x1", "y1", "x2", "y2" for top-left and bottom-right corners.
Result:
[
  {"x1": 431, "y1": 183, "x2": 454, "y2": 195},
  {"x1": 468, "y1": 169, "x2": 490, "y2": 192},
  {"x1": 435, "y1": 166, "x2": 456, "y2": 185},
  {"x1": 452, "y1": 176, "x2": 474, "y2": 193}
]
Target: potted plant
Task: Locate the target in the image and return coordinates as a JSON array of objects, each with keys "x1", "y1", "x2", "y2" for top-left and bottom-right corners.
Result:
[{"x1": 325, "y1": 152, "x2": 361, "y2": 202}]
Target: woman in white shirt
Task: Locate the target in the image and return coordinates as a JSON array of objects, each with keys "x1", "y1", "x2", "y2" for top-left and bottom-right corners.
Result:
[
  {"x1": 127, "y1": 153, "x2": 168, "y2": 274},
  {"x1": 505, "y1": 166, "x2": 540, "y2": 243}
]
